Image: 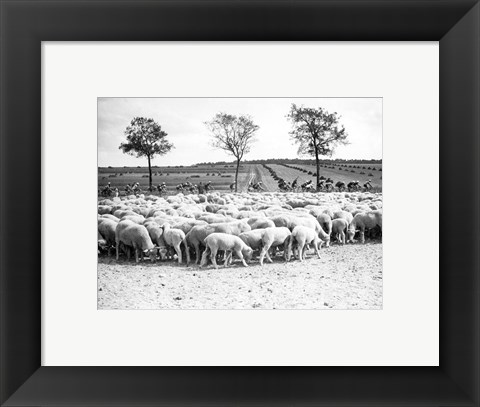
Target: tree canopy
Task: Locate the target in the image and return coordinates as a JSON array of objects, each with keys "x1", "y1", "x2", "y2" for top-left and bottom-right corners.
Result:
[
  {"x1": 119, "y1": 117, "x2": 173, "y2": 159},
  {"x1": 205, "y1": 113, "x2": 259, "y2": 160},
  {"x1": 287, "y1": 104, "x2": 348, "y2": 158},
  {"x1": 119, "y1": 117, "x2": 174, "y2": 189},
  {"x1": 205, "y1": 113, "x2": 259, "y2": 192}
]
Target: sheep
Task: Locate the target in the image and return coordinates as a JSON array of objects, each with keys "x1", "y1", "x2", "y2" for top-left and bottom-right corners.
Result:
[
  {"x1": 238, "y1": 229, "x2": 266, "y2": 250},
  {"x1": 332, "y1": 210, "x2": 354, "y2": 225},
  {"x1": 121, "y1": 215, "x2": 145, "y2": 224},
  {"x1": 322, "y1": 208, "x2": 335, "y2": 219},
  {"x1": 98, "y1": 218, "x2": 118, "y2": 256},
  {"x1": 200, "y1": 233, "x2": 253, "y2": 269},
  {"x1": 99, "y1": 189, "x2": 383, "y2": 265},
  {"x1": 347, "y1": 211, "x2": 382, "y2": 243},
  {"x1": 98, "y1": 231, "x2": 107, "y2": 253},
  {"x1": 269, "y1": 214, "x2": 290, "y2": 229},
  {"x1": 288, "y1": 225, "x2": 322, "y2": 262},
  {"x1": 143, "y1": 221, "x2": 168, "y2": 259},
  {"x1": 101, "y1": 214, "x2": 120, "y2": 222},
  {"x1": 331, "y1": 218, "x2": 349, "y2": 244},
  {"x1": 259, "y1": 227, "x2": 292, "y2": 266},
  {"x1": 161, "y1": 223, "x2": 190, "y2": 264},
  {"x1": 185, "y1": 221, "x2": 251, "y2": 263},
  {"x1": 98, "y1": 205, "x2": 112, "y2": 215},
  {"x1": 247, "y1": 217, "x2": 276, "y2": 230},
  {"x1": 170, "y1": 219, "x2": 208, "y2": 234},
  {"x1": 113, "y1": 209, "x2": 138, "y2": 218},
  {"x1": 316, "y1": 213, "x2": 333, "y2": 236},
  {"x1": 115, "y1": 220, "x2": 156, "y2": 262},
  {"x1": 197, "y1": 213, "x2": 232, "y2": 224}
]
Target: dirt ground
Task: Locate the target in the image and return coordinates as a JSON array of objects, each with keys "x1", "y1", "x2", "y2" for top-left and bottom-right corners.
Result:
[{"x1": 98, "y1": 243, "x2": 382, "y2": 310}]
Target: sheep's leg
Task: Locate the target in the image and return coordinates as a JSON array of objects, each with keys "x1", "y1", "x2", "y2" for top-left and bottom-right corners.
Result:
[
  {"x1": 224, "y1": 251, "x2": 232, "y2": 267},
  {"x1": 135, "y1": 249, "x2": 139, "y2": 263},
  {"x1": 210, "y1": 248, "x2": 219, "y2": 269},
  {"x1": 183, "y1": 239, "x2": 190, "y2": 265},
  {"x1": 286, "y1": 239, "x2": 293, "y2": 261},
  {"x1": 235, "y1": 250, "x2": 248, "y2": 267},
  {"x1": 265, "y1": 247, "x2": 274, "y2": 263},
  {"x1": 174, "y1": 243, "x2": 182, "y2": 264},
  {"x1": 200, "y1": 247, "x2": 210, "y2": 267},
  {"x1": 116, "y1": 242, "x2": 120, "y2": 260},
  {"x1": 360, "y1": 230, "x2": 365, "y2": 244},
  {"x1": 298, "y1": 244, "x2": 305, "y2": 262},
  {"x1": 195, "y1": 242, "x2": 201, "y2": 264},
  {"x1": 314, "y1": 241, "x2": 321, "y2": 259},
  {"x1": 340, "y1": 231, "x2": 345, "y2": 244},
  {"x1": 259, "y1": 244, "x2": 270, "y2": 266}
]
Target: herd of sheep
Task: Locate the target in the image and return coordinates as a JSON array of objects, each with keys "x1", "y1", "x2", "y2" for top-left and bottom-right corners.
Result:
[{"x1": 97, "y1": 192, "x2": 383, "y2": 269}]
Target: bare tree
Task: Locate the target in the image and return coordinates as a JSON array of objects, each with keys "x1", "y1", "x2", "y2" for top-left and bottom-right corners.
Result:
[
  {"x1": 205, "y1": 113, "x2": 259, "y2": 192},
  {"x1": 287, "y1": 104, "x2": 348, "y2": 191}
]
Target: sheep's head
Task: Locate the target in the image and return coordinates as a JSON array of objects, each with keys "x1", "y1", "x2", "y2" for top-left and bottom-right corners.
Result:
[
  {"x1": 242, "y1": 247, "x2": 253, "y2": 262},
  {"x1": 346, "y1": 230, "x2": 356, "y2": 243},
  {"x1": 98, "y1": 239, "x2": 107, "y2": 251},
  {"x1": 158, "y1": 246, "x2": 168, "y2": 260},
  {"x1": 144, "y1": 248, "x2": 157, "y2": 262}
]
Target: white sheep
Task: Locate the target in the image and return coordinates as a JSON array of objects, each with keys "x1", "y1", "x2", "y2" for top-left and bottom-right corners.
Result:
[
  {"x1": 316, "y1": 213, "x2": 333, "y2": 236},
  {"x1": 186, "y1": 221, "x2": 251, "y2": 264},
  {"x1": 347, "y1": 211, "x2": 382, "y2": 243},
  {"x1": 332, "y1": 210, "x2": 354, "y2": 225},
  {"x1": 98, "y1": 218, "x2": 118, "y2": 256},
  {"x1": 247, "y1": 217, "x2": 276, "y2": 230},
  {"x1": 259, "y1": 227, "x2": 292, "y2": 266},
  {"x1": 115, "y1": 220, "x2": 156, "y2": 262},
  {"x1": 288, "y1": 225, "x2": 323, "y2": 262},
  {"x1": 200, "y1": 233, "x2": 253, "y2": 269},
  {"x1": 161, "y1": 223, "x2": 190, "y2": 264},
  {"x1": 143, "y1": 221, "x2": 168, "y2": 260},
  {"x1": 331, "y1": 218, "x2": 349, "y2": 244}
]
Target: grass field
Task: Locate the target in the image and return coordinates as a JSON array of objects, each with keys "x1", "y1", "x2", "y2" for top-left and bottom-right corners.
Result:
[{"x1": 98, "y1": 160, "x2": 382, "y2": 194}]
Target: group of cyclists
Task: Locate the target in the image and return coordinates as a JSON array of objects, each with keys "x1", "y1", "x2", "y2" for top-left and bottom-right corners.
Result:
[
  {"x1": 100, "y1": 180, "x2": 217, "y2": 197},
  {"x1": 277, "y1": 177, "x2": 373, "y2": 193},
  {"x1": 176, "y1": 181, "x2": 213, "y2": 194},
  {"x1": 100, "y1": 182, "x2": 156, "y2": 197},
  {"x1": 100, "y1": 176, "x2": 373, "y2": 197}
]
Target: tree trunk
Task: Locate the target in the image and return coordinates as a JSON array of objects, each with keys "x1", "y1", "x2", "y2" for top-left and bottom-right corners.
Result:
[
  {"x1": 235, "y1": 158, "x2": 240, "y2": 192},
  {"x1": 147, "y1": 155, "x2": 152, "y2": 190},
  {"x1": 315, "y1": 150, "x2": 320, "y2": 191}
]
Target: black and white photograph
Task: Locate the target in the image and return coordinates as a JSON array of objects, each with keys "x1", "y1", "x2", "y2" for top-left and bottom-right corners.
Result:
[{"x1": 97, "y1": 97, "x2": 382, "y2": 310}]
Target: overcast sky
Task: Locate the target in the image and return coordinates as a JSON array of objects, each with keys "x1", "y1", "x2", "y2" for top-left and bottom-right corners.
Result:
[{"x1": 98, "y1": 97, "x2": 382, "y2": 167}]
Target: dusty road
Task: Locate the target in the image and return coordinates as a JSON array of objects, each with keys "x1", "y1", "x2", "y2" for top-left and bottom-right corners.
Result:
[{"x1": 98, "y1": 243, "x2": 382, "y2": 310}]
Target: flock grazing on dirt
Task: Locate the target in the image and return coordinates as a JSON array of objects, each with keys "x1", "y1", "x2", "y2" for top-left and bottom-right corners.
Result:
[{"x1": 97, "y1": 191, "x2": 383, "y2": 268}]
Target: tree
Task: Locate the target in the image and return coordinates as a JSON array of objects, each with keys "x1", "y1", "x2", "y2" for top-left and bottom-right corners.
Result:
[
  {"x1": 205, "y1": 113, "x2": 259, "y2": 192},
  {"x1": 287, "y1": 104, "x2": 348, "y2": 191},
  {"x1": 119, "y1": 117, "x2": 174, "y2": 190}
]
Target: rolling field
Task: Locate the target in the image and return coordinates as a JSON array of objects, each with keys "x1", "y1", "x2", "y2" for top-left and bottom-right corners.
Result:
[{"x1": 98, "y1": 161, "x2": 382, "y2": 194}]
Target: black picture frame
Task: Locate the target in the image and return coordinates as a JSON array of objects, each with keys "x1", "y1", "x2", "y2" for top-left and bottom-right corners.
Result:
[{"x1": 1, "y1": 0, "x2": 479, "y2": 406}]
